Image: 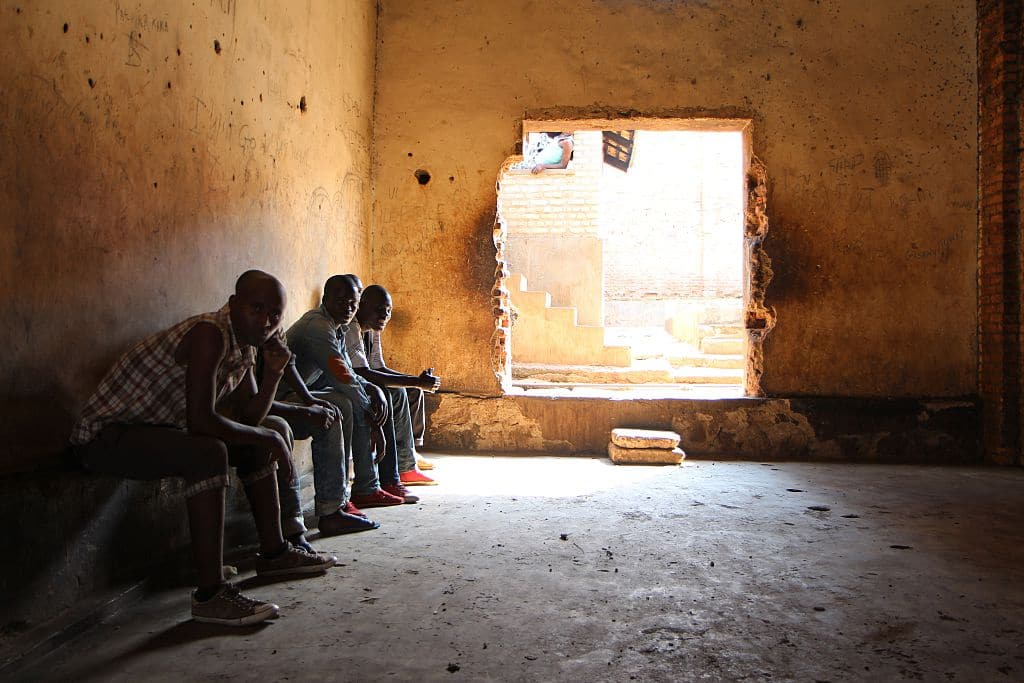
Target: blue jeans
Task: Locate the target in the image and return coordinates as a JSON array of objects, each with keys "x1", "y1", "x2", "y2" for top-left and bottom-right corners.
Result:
[
  {"x1": 388, "y1": 387, "x2": 418, "y2": 473},
  {"x1": 278, "y1": 393, "x2": 352, "y2": 521},
  {"x1": 316, "y1": 381, "x2": 400, "y2": 495}
]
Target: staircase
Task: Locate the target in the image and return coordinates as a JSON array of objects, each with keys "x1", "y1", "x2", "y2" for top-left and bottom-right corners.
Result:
[
  {"x1": 508, "y1": 273, "x2": 632, "y2": 366},
  {"x1": 508, "y1": 274, "x2": 746, "y2": 388}
]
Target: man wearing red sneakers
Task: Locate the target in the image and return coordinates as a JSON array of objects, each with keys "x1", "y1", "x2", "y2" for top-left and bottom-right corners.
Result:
[
  {"x1": 283, "y1": 275, "x2": 420, "y2": 511},
  {"x1": 345, "y1": 284, "x2": 440, "y2": 487}
]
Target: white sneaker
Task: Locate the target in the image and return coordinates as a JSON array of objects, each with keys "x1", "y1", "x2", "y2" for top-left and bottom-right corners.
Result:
[{"x1": 191, "y1": 584, "x2": 279, "y2": 626}]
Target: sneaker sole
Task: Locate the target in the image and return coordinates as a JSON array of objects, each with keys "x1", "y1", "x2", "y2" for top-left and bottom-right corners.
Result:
[
  {"x1": 257, "y1": 559, "x2": 335, "y2": 578},
  {"x1": 400, "y1": 480, "x2": 438, "y2": 486},
  {"x1": 193, "y1": 605, "x2": 279, "y2": 626},
  {"x1": 351, "y1": 500, "x2": 404, "y2": 508}
]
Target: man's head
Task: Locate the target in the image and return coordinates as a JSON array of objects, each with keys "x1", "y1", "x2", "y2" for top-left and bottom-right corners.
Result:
[
  {"x1": 322, "y1": 274, "x2": 360, "y2": 327},
  {"x1": 356, "y1": 284, "x2": 393, "y2": 332},
  {"x1": 229, "y1": 270, "x2": 287, "y2": 346},
  {"x1": 343, "y1": 273, "x2": 363, "y2": 294}
]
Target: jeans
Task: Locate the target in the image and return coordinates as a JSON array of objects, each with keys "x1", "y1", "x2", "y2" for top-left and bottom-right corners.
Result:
[
  {"x1": 406, "y1": 387, "x2": 426, "y2": 447},
  {"x1": 274, "y1": 399, "x2": 350, "y2": 524},
  {"x1": 314, "y1": 380, "x2": 399, "y2": 495},
  {"x1": 388, "y1": 387, "x2": 418, "y2": 473}
]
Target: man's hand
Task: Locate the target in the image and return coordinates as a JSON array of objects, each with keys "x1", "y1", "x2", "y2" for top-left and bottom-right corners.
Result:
[
  {"x1": 304, "y1": 396, "x2": 340, "y2": 423},
  {"x1": 262, "y1": 331, "x2": 292, "y2": 380},
  {"x1": 418, "y1": 368, "x2": 441, "y2": 392},
  {"x1": 260, "y1": 426, "x2": 293, "y2": 483},
  {"x1": 531, "y1": 164, "x2": 544, "y2": 174},
  {"x1": 301, "y1": 404, "x2": 335, "y2": 431},
  {"x1": 371, "y1": 425, "x2": 388, "y2": 465},
  {"x1": 367, "y1": 384, "x2": 390, "y2": 427}
]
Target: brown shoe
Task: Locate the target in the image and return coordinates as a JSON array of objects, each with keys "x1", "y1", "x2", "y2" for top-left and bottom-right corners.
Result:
[{"x1": 318, "y1": 511, "x2": 380, "y2": 536}]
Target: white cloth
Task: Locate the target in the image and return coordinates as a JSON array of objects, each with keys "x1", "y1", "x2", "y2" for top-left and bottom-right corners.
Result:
[{"x1": 343, "y1": 323, "x2": 385, "y2": 370}]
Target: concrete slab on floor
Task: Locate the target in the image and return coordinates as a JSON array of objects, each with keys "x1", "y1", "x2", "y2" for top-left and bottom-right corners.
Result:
[{"x1": 9, "y1": 455, "x2": 1024, "y2": 682}]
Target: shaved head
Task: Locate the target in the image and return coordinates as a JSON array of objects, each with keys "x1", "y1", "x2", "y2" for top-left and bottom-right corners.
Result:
[
  {"x1": 235, "y1": 270, "x2": 282, "y2": 297},
  {"x1": 357, "y1": 283, "x2": 393, "y2": 331},
  {"x1": 361, "y1": 284, "x2": 389, "y2": 304},
  {"x1": 229, "y1": 270, "x2": 286, "y2": 345}
]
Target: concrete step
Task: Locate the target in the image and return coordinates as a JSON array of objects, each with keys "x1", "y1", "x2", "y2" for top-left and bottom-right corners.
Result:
[
  {"x1": 513, "y1": 289, "x2": 551, "y2": 311},
  {"x1": 545, "y1": 305, "x2": 578, "y2": 326},
  {"x1": 668, "y1": 352, "x2": 744, "y2": 370},
  {"x1": 513, "y1": 361, "x2": 673, "y2": 384},
  {"x1": 513, "y1": 361, "x2": 743, "y2": 386},
  {"x1": 670, "y1": 366, "x2": 744, "y2": 384},
  {"x1": 701, "y1": 335, "x2": 744, "y2": 355}
]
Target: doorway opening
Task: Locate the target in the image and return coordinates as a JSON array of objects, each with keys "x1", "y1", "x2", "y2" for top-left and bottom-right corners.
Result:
[{"x1": 492, "y1": 117, "x2": 771, "y2": 398}]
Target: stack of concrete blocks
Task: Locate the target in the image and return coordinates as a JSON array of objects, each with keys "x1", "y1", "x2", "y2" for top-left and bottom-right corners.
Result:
[{"x1": 608, "y1": 428, "x2": 686, "y2": 465}]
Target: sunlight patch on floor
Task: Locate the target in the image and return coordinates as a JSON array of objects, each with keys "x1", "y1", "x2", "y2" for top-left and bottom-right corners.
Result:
[{"x1": 416, "y1": 453, "x2": 678, "y2": 498}]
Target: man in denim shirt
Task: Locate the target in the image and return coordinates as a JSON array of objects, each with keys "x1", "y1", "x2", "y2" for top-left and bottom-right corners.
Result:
[{"x1": 282, "y1": 274, "x2": 419, "y2": 510}]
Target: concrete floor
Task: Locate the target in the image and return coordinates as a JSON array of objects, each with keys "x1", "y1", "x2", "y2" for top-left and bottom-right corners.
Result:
[{"x1": 10, "y1": 455, "x2": 1024, "y2": 682}]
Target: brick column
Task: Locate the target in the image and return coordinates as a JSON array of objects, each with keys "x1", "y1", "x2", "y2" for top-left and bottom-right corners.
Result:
[{"x1": 978, "y1": 0, "x2": 1023, "y2": 464}]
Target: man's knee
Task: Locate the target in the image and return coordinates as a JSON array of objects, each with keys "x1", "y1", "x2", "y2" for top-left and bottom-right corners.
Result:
[
  {"x1": 388, "y1": 386, "x2": 409, "y2": 410},
  {"x1": 262, "y1": 415, "x2": 294, "y2": 445},
  {"x1": 180, "y1": 437, "x2": 230, "y2": 496}
]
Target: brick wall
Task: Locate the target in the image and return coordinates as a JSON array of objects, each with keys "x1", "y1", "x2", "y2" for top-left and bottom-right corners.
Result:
[
  {"x1": 978, "y1": 0, "x2": 1023, "y2": 464},
  {"x1": 600, "y1": 130, "x2": 744, "y2": 301},
  {"x1": 499, "y1": 131, "x2": 602, "y2": 236}
]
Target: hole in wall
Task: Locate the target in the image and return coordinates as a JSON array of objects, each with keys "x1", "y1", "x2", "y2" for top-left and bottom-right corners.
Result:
[
  {"x1": 213, "y1": 40, "x2": 221, "y2": 54},
  {"x1": 87, "y1": 78, "x2": 94, "y2": 88},
  {"x1": 63, "y1": 22, "x2": 68, "y2": 33},
  {"x1": 492, "y1": 116, "x2": 772, "y2": 398},
  {"x1": 414, "y1": 169, "x2": 431, "y2": 185},
  {"x1": 299, "y1": 96, "x2": 307, "y2": 113}
]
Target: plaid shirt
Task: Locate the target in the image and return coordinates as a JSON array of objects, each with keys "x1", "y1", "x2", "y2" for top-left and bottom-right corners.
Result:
[{"x1": 70, "y1": 304, "x2": 256, "y2": 444}]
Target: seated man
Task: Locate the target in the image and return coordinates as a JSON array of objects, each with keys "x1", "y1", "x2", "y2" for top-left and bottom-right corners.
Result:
[
  {"x1": 283, "y1": 274, "x2": 419, "y2": 508},
  {"x1": 345, "y1": 284, "x2": 440, "y2": 485},
  {"x1": 70, "y1": 271, "x2": 335, "y2": 627}
]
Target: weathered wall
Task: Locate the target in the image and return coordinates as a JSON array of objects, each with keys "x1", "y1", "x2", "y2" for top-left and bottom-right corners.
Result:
[
  {"x1": 978, "y1": 0, "x2": 1023, "y2": 465},
  {"x1": 372, "y1": 0, "x2": 977, "y2": 399},
  {"x1": 0, "y1": 0, "x2": 377, "y2": 473}
]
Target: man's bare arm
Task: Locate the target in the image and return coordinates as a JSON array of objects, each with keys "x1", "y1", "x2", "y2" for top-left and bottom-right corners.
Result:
[{"x1": 180, "y1": 322, "x2": 284, "y2": 451}]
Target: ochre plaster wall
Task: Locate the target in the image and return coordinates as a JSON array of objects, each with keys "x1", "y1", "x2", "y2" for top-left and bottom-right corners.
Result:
[
  {"x1": 0, "y1": 0, "x2": 377, "y2": 473},
  {"x1": 371, "y1": 1, "x2": 977, "y2": 399}
]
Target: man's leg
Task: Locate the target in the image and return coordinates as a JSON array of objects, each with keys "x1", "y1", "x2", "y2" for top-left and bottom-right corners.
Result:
[
  {"x1": 227, "y1": 443, "x2": 337, "y2": 573},
  {"x1": 79, "y1": 424, "x2": 231, "y2": 592},
  {"x1": 225, "y1": 444, "x2": 285, "y2": 557},
  {"x1": 287, "y1": 394, "x2": 347, "y2": 516},
  {"x1": 377, "y1": 399, "x2": 401, "y2": 486},
  {"x1": 406, "y1": 387, "x2": 426, "y2": 447},
  {"x1": 291, "y1": 392, "x2": 380, "y2": 534},
  {"x1": 388, "y1": 387, "x2": 417, "y2": 474},
  {"x1": 260, "y1": 415, "x2": 307, "y2": 540}
]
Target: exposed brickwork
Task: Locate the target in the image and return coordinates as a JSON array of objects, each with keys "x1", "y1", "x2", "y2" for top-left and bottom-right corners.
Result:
[{"x1": 977, "y1": 0, "x2": 1023, "y2": 464}]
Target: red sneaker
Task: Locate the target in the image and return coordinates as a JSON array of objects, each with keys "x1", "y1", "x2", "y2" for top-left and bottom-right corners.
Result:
[
  {"x1": 400, "y1": 469, "x2": 438, "y2": 486},
  {"x1": 342, "y1": 501, "x2": 368, "y2": 518},
  {"x1": 350, "y1": 488, "x2": 404, "y2": 508},
  {"x1": 382, "y1": 482, "x2": 420, "y2": 504}
]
